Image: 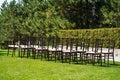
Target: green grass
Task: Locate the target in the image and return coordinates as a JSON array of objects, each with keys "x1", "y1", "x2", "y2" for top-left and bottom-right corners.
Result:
[{"x1": 0, "y1": 49, "x2": 120, "y2": 80}]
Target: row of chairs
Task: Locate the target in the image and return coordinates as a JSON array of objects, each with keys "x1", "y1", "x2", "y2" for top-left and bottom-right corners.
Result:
[{"x1": 7, "y1": 37, "x2": 115, "y2": 66}]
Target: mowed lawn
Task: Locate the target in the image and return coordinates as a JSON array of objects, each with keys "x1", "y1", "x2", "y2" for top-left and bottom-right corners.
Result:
[{"x1": 0, "y1": 49, "x2": 120, "y2": 80}]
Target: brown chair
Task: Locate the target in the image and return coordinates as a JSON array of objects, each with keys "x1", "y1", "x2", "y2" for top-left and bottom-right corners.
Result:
[
  {"x1": 34, "y1": 37, "x2": 48, "y2": 60},
  {"x1": 47, "y1": 37, "x2": 63, "y2": 62},
  {"x1": 85, "y1": 39, "x2": 103, "y2": 66},
  {"x1": 47, "y1": 37, "x2": 56, "y2": 61},
  {"x1": 61, "y1": 38, "x2": 72, "y2": 63},
  {"x1": 72, "y1": 38, "x2": 86, "y2": 64},
  {"x1": 7, "y1": 37, "x2": 18, "y2": 57},
  {"x1": 102, "y1": 39, "x2": 115, "y2": 65},
  {"x1": 20, "y1": 36, "x2": 36, "y2": 58}
]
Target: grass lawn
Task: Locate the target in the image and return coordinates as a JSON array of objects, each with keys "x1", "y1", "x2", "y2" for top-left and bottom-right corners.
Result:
[{"x1": 0, "y1": 49, "x2": 120, "y2": 80}]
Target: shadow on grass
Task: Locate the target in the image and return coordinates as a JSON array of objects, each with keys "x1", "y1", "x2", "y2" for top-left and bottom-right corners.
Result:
[
  {"x1": 106, "y1": 63, "x2": 120, "y2": 68},
  {"x1": 0, "y1": 49, "x2": 7, "y2": 56},
  {"x1": 19, "y1": 55, "x2": 120, "y2": 68},
  {"x1": 89, "y1": 62, "x2": 120, "y2": 68},
  {"x1": 72, "y1": 61, "x2": 120, "y2": 68}
]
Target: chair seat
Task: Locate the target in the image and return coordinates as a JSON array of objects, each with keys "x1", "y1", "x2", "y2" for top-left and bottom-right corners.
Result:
[
  {"x1": 8, "y1": 45, "x2": 18, "y2": 48},
  {"x1": 20, "y1": 45, "x2": 27, "y2": 48},
  {"x1": 86, "y1": 51, "x2": 102, "y2": 54},
  {"x1": 48, "y1": 48, "x2": 56, "y2": 51},
  {"x1": 20, "y1": 45, "x2": 33, "y2": 49},
  {"x1": 76, "y1": 49, "x2": 86, "y2": 53},
  {"x1": 101, "y1": 50, "x2": 113, "y2": 54},
  {"x1": 35, "y1": 47, "x2": 48, "y2": 50},
  {"x1": 31, "y1": 45, "x2": 39, "y2": 48},
  {"x1": 86, "y1": 51, "x2": 95, "y2": 54},
  {"x1": 62, "y1": 49, "x2": 71, "y2": 53}
]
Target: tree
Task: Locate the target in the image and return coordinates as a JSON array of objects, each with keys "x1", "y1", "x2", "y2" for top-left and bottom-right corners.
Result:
[
  {"x1": 100, "y1": 0, "x2": 120, "y2": 27},
  {"x1": 20, "y1": 0, "x2": 75, "y2": 37},
  {"x1": 0, "y1": 0, "x2": 120, "y2": 43},
  {"x1": 0, "y1": 0, "x2": 75, "y2": 42}
]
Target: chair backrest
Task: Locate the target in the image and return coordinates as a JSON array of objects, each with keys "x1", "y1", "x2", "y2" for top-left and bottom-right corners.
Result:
[
  {"x1": 90, "y1": 39, "x2": 103, "y2": 53},
  {"x1": 83, "y1": 38, "x2": 90, "y2": 51},
  {"x1": 56, "y1": 38, "x2": 62, "y2": 50},
  {"x1": 105, "y1": 39, "x2": 115, "y2": 53},
  {"x1": 38, "y1": 37, "x2": 48, "y2": 49},
  {"x1": 62, "y1": 38, "x2": 71, "y2": 50},
  {"x1": 37, "y1": 37, "x2": 41, "y2": 48},
  {"x1": 95, "y1": 39, "x2": 103, "y2": 52},
  {"x1": 19, "y1": 35, "x2": 28, "y2": 45},
  {"x1": 70, "y1": 38, "x2": 77, "y2": 51},
  {"x1": 47, "y1": 37, "x2": 56, "y2": 49},
  {"x1": 30, "y1": 36, "x2": 37, "y2": 45},
  {"x1": 76, "y1": 38, "x2": 85, "y2": 51}
]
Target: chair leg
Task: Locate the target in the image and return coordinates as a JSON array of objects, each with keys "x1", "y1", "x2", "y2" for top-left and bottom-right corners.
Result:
[
  {"x1": 7, "y1": 48, "x2": 9, "y2": 56},
  {"x1": 85, "y1": 53, "x2": 88, "y2": 64},
  {"x1": 112, "y1": 54, "x2": 115, "y2": 64},
  {"x1": 40, "y1": 52, "x2": 42, "y2": 59},
  {"x1": 12, "y1": 48, "x2": 15, "y2": 57},
  {"x1": 69, "y1": 53, "x2": 71, "y2": 64},
  {"x1": 21, "y1": 49, "x2": 24, "y2": 58},
  {"x1": 104, "y1": 54, "x2": 106, "y2": 63},
  {"x1": 98, "y1": 54, "x2": 102, "y2": 66},
  {"x1": 27, "y1": 49, "x2": 31, "y2": 58},
  {"x1": 92, "y1": 54, "x2": 95, "y2": 65},
  {"x1": 107, "y1": 54, "x2": 109, "y2": 65},
  {"x1": 18, "y1": 47, "x2": 21, "y2": 57},
  {"x1": 47, "y1": 51, "x2": 50, "y2": 61},
  {"x1": 55, "y1": 52, "x2": 57, "y2": 62},
  {"x1": 73, "y1": 53, "x2": 78, "y2": 64},
  {"x1": 80, "y1": 53, "x2": 83, "y2": 64},
  {"x1": 33, "y1": 50, "x2": 36, "y2": 59},
  {"x1": 61, "y1": 52, "x2": 63, "y2": 63}
]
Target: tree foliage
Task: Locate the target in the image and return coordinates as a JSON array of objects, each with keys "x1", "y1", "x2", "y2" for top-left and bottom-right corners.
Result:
[
  {"x1": 0, "y1": 0, "x2": 120, "y2": 42},
  {"x1": 0, "y1": 0, "x2": 75, "y2": 41}
]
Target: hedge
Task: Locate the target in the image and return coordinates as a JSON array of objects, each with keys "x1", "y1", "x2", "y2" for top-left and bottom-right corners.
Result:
[{"x1": 58, "y1": 28, "x2": 120, "y2": 48}]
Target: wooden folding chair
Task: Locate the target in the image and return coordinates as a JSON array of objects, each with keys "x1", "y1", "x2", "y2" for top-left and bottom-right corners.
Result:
[
  {"x1": 61, "y1": 38, "x2": 72, "y2": 64},
  {"x1": 7, "y1": 40, "x2": 18, "y2": 56},
  {"x1": 86, "y1": 39, "x2": 103, "y2": 66},
  {"x1": 7, "y1": 36, "x2": 18, "y2": 57},
  {"x1": 72, "y1": 38, "x2": 86, "y2": 64},
  {"x1": 20, "y1": 36, "x2": 35, "y2": 58},
  {"x1": 102, "y1": 39, "x2": 115, "y2": 65},
  {"x1": 34, "y1": 37, "x2": 48, "y2": 59}
]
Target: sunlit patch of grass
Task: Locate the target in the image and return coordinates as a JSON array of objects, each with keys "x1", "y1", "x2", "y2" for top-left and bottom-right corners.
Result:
[{"x1": 0, "y1": 49, "x2": 120, "y2": 80}]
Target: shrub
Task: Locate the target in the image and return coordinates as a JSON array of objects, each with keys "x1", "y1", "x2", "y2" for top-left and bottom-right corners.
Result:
[{"x1": 58, "y1": 28, "x2": 120, "y2": 48}]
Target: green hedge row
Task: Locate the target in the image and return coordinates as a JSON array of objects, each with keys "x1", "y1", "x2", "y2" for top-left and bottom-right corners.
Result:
[{"x1": 58, "y1": 28, "x2": 120, "y2": 48}]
